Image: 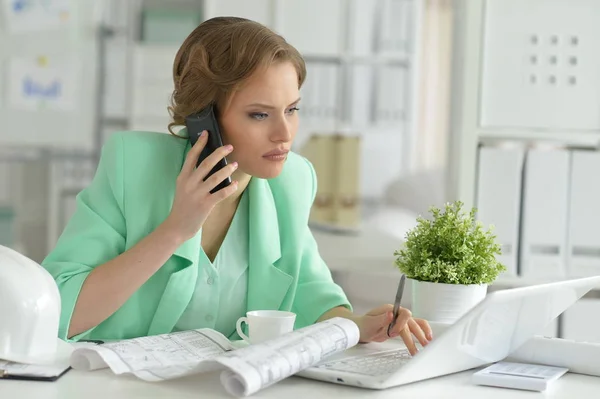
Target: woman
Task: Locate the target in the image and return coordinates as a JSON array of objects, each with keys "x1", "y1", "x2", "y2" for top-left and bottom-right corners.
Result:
[{"x1": 42, "y1": 16, "x2": 432, "y2": 353}]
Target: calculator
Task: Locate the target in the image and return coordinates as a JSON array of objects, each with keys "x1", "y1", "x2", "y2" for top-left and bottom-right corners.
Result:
[{"x1": 472, "y1": 361, "x2": 569, "y2": 392}]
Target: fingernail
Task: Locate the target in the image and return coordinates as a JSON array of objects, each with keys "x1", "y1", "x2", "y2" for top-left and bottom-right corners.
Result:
[
  {"x1": 200, "y1": 130, "x2": 207, "y2": 137},
  {"x1": 226, "y1": 144, "x2": 233, "y2": 151},
  {"x1": 232, "y1": 162, "x2": 238, "y2": 169}
]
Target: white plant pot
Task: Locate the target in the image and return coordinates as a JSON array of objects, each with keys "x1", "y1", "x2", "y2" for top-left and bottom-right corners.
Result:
[{"x1": 409, "y1": 278, "x2": 487, "y2": 324}]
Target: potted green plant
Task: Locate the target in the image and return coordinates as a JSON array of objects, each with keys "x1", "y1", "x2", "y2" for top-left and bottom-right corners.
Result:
[{"x1": 394, "y1": 201, "x2": 506, "y2": 324}]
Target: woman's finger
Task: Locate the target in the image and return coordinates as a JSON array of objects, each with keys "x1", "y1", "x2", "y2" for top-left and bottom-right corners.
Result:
[
  {"x1": 181, "y1": 130, "x2": 207, "y2": 176},
  {"x1": 408, "y1": 318, "x2": 429, "y2": 347},
  {"x1": 209, "y1": 179, "x2": 239, "y2": 203},
  {"x1": 399, "y1": 325, "x2": 418, "y2": 356},
  {"x1": 203, "y1": 161, "x2": 238, "y2": 192},
  {"x1": 414, "y1": 318, "x2": 433, "y2": 341},
  {"x1": 194, "y1": 144, "x2": 234, "y2": 181},
  {"x1": 390, "y1": 307, "x2": 412, "y2": 337}
]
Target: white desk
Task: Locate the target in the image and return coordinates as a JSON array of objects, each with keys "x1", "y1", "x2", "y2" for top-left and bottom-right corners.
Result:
[
  {"x1": 311, "y1": 227, "x2": 401, "y2": 274},
  {"x1": 1, "y1": 367, "x2": 597, "y2": 398}
]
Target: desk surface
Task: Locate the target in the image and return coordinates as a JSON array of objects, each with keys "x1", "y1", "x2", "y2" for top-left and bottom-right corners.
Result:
[
  {"x1": 311, "y1": 227, "x2": 399, "y2": 273},
  {"x1": 1, "y1": 367, "x2": 597, "y2": 398}
]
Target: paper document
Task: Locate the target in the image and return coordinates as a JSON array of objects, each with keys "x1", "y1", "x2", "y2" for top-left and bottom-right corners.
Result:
[
  {"x1": 70, "y1": 328, "x2": 234, "y2": 379},
  {"x1": 8, "y1": 57, "x2": 79, "y2": 112},
  {"x1": 70, "y1": 317, "x2": 360, "y2": 396},
  {"x1": 1, "y1": 0, "x2": 71, "y2": 34}
]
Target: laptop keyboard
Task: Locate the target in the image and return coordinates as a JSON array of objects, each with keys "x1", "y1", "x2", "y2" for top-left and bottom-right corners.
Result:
[{"x1": 313, "y1": 349, "x2": 412, "y2": 377}]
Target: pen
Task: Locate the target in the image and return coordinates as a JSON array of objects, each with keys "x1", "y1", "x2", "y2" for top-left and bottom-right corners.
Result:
[{"x1": 387, "y1": 274, "x2": 406, "y2": 337}]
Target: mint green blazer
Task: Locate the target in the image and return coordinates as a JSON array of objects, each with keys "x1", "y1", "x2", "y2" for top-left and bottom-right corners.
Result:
[{"x1": 42, "y1": 131, "x2": 351, "y2": 341}]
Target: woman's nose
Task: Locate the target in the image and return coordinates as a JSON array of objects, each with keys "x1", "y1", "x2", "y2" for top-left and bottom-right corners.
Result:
[{"x1": 271, "y1": 119, "x2": 293, "y2": 142}]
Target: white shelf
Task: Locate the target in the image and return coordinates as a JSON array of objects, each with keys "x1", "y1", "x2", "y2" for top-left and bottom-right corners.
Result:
[
  {"x1": 449, "y1": 0, "x2": 600, "y2": 206},
  {"x1": 477, "y1": 129, "x2": 600, "y2": 149},
  {"x1": 277, "y1": 0, "x2": 346, "y2": 57},
  {"x1": 446, "y1": 0, "x2": 600, "y2": 296},
  {"x1": 302, "y1": 53, "x2": 411, "y2": 66}
]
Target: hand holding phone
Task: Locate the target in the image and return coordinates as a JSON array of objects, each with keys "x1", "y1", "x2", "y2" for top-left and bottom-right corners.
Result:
[
  {"x1": 163, "y1": 111, "x2": 240, "y2": 242},
  {"x1": 185, "y1": 104, "x2": 232, "y2": 194}
]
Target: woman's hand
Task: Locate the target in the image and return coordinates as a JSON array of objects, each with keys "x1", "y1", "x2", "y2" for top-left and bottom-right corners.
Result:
[
  {"x1": 355, "y1": 305, "x2": 432, "y2": 355},
  {"x1": 163, "y1": 130, "x2": 240, "y2": 242}
]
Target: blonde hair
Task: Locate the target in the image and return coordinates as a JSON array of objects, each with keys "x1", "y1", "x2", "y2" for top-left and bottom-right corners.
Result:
[{"x1": 168, "y1": 16, "x2": 306, "y2": 136}]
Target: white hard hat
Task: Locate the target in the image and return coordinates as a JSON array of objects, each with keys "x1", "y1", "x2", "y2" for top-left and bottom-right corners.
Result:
[{"x1": 0, "y1": 245, "x2": 62, "y2": 365}]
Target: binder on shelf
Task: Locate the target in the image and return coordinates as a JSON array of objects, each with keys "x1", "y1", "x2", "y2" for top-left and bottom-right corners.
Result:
[
  {"x1": 0, "y1": 205, "x2": 15, "y2": 248},
  {"x1": 374, "y1": 65, "x2": 406, "y2": 127},
  {"x1": 129, "y1": 45, "x2": 179, "y2": 133},
  {"x1": 207, "y1": 0, "x2": 273, "y2": 27},
  {"x1": 520, "y1": 149, "x2": 570, "y2": 278},
  {"x1": 279, "y1": 0, "x2": 344, "y2": 57},
  {"x1": 300, "y1": 134, "x2": 337, "y2": 225},
  {"x1": 400, "y1": 0, "x2": 415, "y2": 53},
  {"x1": 475, "y1": 146, "x2": 525, "y2": 277},
  {"x1": 0, "y1": 162, "x2": 11, "y2": 205},
  {"x1": 392, "y1": 0, "x2": 412, "y2": 53},
  {"x1": 332, "y1": 134, "x2": 361, "y2": 230},
  {"x1": 132, "y1": 44, "x2": 178, "y2": 83},
  {"x1": 301, "y1": 62, "x2": 340, "y2": 132},
  {"x1": 346, "y1": 0, "x2": 378, "y2": 56},
  {"x1": 141, "y1": 8, "x2": 202, "y2": 44},
  {"x1": 103, "y1": 37, "x2": 129, "y2": 119},
  {"x1": 344, "y1": 64, "x2": 374, "y2": 128},
  {"x1": 131, "y1": 83, "x2": 173, "y2": 120},
  {"x1": 300, "y1": 62, "x2": 322, "y2": 129},
  {"x1": 377, "y1": 0, "x2": 394, "y2": 54},
  {"x1": 378, "y1": 0, "x2": 412, "y2": 55},
  {"x1": 321, "y1": 63, "x2": 340, "y2": 131},
  {"x1": 568, "y1": 150, "x2": 600, "y2": 277}
]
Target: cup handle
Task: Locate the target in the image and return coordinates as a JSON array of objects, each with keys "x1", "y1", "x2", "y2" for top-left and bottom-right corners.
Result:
[{"x1": 236, "y1": 317, "x2": 250, "y2": 343}]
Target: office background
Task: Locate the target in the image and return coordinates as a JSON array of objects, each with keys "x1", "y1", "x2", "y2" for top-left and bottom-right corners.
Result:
[{"x1": 0, "y1": 0, "x2": 599, "y2": 342}]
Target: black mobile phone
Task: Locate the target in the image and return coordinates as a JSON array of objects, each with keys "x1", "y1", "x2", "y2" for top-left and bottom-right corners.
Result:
[{"x1": 185, "y1": 104, "x2": 231, "y2": 194}]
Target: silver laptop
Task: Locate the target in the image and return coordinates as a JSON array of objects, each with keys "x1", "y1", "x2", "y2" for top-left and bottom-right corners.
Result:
[{"x1": 297, "y1": 276, "x2": 600, "y2": 389}]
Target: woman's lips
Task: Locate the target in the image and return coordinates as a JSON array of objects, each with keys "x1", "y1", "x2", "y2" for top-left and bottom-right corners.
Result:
[{"x1": 263, "y1": 149, "x2": 289, "y2": 161}]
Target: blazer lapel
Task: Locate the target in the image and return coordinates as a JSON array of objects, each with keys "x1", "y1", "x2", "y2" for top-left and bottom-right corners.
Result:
[
  {"x1": 148, "y1": 138, "x2": 202, "y2": 335},
  {"x1": 146, "y1": 254, "x2": 198, "y2": 336},
  {"x1": 247, "y1": 178, "x2": 293, "y2": 312}
]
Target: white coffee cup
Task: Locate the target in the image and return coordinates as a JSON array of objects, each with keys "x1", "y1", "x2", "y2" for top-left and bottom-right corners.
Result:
[{"x1": 235, "y1": 310, "x2": 296, "y2": 344}]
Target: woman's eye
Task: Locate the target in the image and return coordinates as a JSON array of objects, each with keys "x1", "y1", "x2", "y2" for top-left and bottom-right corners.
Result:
[
  {"x1": 250, "y1": 107, "x2": 299, "y2": 120},
  {"x1": 250, "y1": 112, "x2": 268, "y2": 121}
]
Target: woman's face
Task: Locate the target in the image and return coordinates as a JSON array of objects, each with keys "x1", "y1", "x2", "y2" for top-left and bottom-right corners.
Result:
[{"x1": 219, "y1": 61, "x2": 300, "y2": 179}]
